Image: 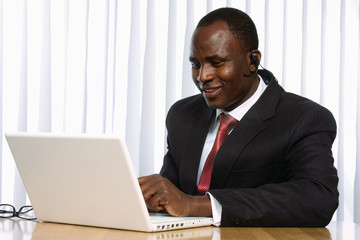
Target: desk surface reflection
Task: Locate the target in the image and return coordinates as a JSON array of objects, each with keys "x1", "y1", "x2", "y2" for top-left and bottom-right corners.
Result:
[{"x1": 0, "y1": 219, "x2": 359, "y2": 240}]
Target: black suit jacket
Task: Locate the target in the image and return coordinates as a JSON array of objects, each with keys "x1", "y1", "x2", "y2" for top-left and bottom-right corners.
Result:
[{"x1": 160, "y1": 70, "x2": 338, "y2": 227}]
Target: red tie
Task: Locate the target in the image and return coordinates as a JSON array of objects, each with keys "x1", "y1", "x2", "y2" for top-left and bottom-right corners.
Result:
[{"x1": 198, "y1": 113, "x2": 238, "y2": 195}]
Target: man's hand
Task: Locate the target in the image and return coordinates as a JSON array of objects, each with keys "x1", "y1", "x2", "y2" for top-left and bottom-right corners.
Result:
[{"x1": 138, "y1": 174, "x2": 212, "y2": 217}]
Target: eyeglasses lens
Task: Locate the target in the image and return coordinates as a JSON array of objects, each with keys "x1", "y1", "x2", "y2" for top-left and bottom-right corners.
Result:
[{"x1": 0, "y1": 205, "x2": 15, "y2": 218}]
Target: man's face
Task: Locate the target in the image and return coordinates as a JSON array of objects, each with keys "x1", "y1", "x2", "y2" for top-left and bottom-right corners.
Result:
[{"x1": 189, "y1": 21, "x2": 259, "y2": 111}]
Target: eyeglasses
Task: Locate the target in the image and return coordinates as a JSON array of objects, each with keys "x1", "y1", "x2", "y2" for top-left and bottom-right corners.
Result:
[{"x1": 0, "y1": 204, "x2": 37, "y2": 220}]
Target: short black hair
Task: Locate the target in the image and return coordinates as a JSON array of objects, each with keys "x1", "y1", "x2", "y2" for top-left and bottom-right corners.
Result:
[{"x1": 196, "y1": 7, "x2": 259, "y2": 52}]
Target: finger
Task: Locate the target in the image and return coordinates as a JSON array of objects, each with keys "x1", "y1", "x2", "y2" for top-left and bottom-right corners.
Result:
[
  {"x1": 146, "y1": 202, "x2": 165, "y2": 213},
  {"x1": 146, "y1": 191, "x2": 168, "y2": 211},
  {"x1": 139, "y1": 175, "x2": 165, "y2": 199},
  {"x1": 138, "y1": 174, "x2": 156, "y2": 185},
  {"x1": 138, "y1": 174, "x2": 162, "y2": 189}
]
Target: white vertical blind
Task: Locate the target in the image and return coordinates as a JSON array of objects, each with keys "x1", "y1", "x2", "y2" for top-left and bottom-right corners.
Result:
[
  {"x1": 337, "y1": 0, "x2": 346, "y2": 222},
  {"x1": 125, "y1": 0, "x2": 142, "y2": 174},
  {"x1": 356, "y1": 6, "x2": 360, "y2": 221},
  {"x1": 0, "y1": 0, "x2": 3, "y2": 204},
  {"x1": 181, "y1": 0, "x2": 195, "y2": 98},
  {"x1": 0, "y1": 0, "x2": 359, "y2": 224},
  {"x1": 165, "y1": 0, "x2": 177, "y2": 113},
  {"x1": 13, "y1": 0, "x2": 27, "y2": 209},
  {"x1": 105, "y1": 0, "x2": 116, "y2": 134},
  {"x1": 38, "y1": 0, "x2": 51, "y2": 132},
  {"x1": 139, "y1": 0, "x2": 156, "y2": 176}
]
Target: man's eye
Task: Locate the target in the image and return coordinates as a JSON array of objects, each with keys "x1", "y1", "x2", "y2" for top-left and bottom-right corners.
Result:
[
  {"x1": 191, "y1": 62, "x2": 201, "y2": 69},
  {"x1": 212, "y1": 61, "x2": 224, "y2": 67}
]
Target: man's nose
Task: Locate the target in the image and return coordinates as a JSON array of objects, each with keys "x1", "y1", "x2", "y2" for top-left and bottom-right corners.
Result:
[{"x1": 198, "y1": 64, "x2": 215, "y2": 83}]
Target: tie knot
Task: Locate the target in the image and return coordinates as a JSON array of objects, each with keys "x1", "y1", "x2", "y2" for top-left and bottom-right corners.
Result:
[{"x1": 218, "y1": 114, "x2": 238, "y2": 133}]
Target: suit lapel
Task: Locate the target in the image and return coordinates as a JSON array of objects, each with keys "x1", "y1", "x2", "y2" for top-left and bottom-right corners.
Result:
[{"x1": 210, "y1": 78, "x2": 283, "y2": 189}]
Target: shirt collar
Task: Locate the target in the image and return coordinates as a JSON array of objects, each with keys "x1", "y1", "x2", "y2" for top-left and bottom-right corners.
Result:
[{"x1": 215, "y1": 75, "x2": 267, "y2": 121}]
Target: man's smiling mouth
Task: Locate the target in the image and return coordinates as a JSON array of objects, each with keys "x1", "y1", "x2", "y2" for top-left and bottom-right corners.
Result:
[
  {"x1": 202, "y1": 86, "x2": 221, "y2": 93},
  {"x1": 202, "y1": 86, "x2": 222, "y2": 98},
  {"x1": 204, "y1": 87, "x2": 220, "y2": 92}
]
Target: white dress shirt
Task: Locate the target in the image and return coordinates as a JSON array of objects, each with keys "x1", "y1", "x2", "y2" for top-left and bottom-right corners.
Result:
[{"x1": 196, "y1": 76, "x2": 267, "y2": 226}]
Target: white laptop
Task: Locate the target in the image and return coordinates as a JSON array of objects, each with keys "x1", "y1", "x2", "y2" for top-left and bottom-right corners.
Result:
[{"x1": 5, "y1": 132, "x2": 213, "y2": 232}]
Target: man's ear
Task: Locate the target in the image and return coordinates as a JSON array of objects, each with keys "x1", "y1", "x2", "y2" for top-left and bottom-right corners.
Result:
[{"x1": 249, "y1": 50, "x2": 261, "y2": 72}]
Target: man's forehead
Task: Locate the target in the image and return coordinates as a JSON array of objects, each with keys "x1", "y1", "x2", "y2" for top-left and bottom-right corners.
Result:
[
  {"x1": 192, "y1": 22, "x2": 232, "y2": 47},
  {"x1": 194, "y1": 20, "x2": 230, "y2": 37},
  {"x1": 191, "y1": 22, "x2": 240, "y2": 53}
]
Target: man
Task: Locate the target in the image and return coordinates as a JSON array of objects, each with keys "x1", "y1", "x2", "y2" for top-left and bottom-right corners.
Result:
[{"x1": 139, "y1": 7, "x2": 338, "y2": 227}]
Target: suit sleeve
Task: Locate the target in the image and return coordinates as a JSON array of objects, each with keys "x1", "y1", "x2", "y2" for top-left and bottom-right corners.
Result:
[
  {"x1": 160, "y1": 95, "x2": 212, "y2": 194},
  {"x1": 160, "y1": 137, "x2": 181, "y2": 188},
  {"x1": 159, "y1": 99, "x2": 188, "y2": 190},
  {"x1": 209, "y1": 105, "x2": 338, "y2": 227}
]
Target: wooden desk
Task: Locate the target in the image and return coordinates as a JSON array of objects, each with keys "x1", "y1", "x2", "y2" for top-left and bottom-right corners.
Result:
[{"x1": 0, "y1": 219, "x2": 359, "y2": 240}]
